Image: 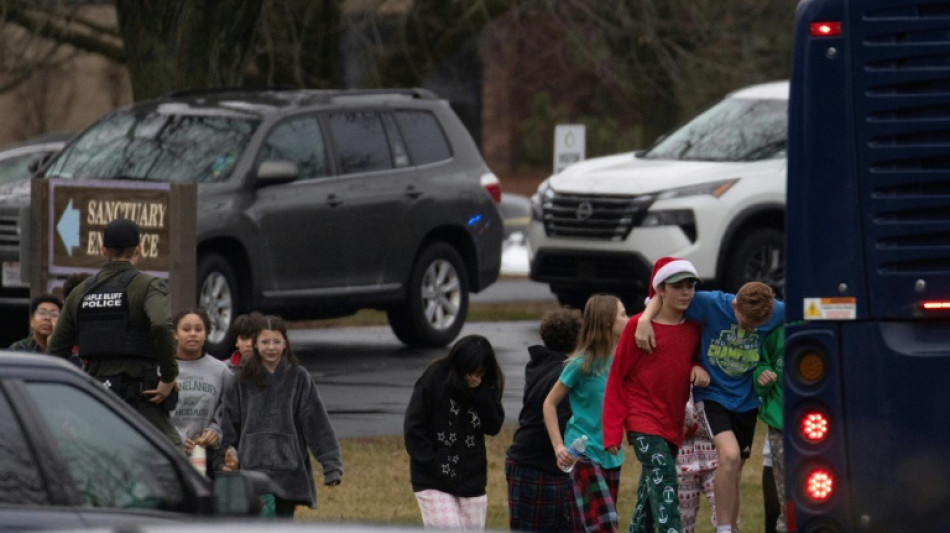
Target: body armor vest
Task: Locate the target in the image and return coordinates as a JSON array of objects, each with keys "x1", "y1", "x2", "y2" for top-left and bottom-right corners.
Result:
[{"x1": 76, "y1": 268, "x2": 155, "y2": 360}]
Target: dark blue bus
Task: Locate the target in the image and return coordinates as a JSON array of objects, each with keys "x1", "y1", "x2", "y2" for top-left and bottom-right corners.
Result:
[{"x1": 786, "y1": 0, "x2": 950, "y2": 531}]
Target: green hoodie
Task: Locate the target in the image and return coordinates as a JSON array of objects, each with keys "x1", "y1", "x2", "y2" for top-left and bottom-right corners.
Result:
[{"x1": 753, "y1": 324, "x2": 784, "y2": 430}]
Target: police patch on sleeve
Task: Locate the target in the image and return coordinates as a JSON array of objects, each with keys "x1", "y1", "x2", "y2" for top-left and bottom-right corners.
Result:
[{"x1": 153, "y1": 279, "x2": 169, "y2": 295}]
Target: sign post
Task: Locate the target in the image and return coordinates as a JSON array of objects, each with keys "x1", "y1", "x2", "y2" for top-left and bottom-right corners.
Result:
[
  {"x1": 553, "y1": 124, "x2": 586, "y2": 174},
  {"x1": 31, "y1": 178, "x2": 197, "y2": 312}
]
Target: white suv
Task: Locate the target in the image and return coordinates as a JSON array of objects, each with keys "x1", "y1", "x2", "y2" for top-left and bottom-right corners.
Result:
[{"x1": 528, "y1": 80, "x2": 788, "y2": 309}]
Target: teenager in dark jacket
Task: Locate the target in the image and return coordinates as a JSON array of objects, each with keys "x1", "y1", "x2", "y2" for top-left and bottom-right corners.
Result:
[
  {"x1": 506, "y1": 307, "x2": 584, "y2": 532},
  {"x1": 404, "y1": 334, "x2": 505, "y2": 529}
]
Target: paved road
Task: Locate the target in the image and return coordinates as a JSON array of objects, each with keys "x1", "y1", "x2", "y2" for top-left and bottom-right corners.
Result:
[
  {"x1": 470, "y1": 276, "x2": 554, "y2": 303},
  {"x1": 292, "y1": 319, "x2": 544, "y2": 439}
]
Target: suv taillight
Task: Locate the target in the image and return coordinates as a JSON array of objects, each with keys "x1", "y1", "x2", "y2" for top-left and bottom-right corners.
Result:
[{"x1": 480, "y1": 172, "x2": 502, "y2": 204}]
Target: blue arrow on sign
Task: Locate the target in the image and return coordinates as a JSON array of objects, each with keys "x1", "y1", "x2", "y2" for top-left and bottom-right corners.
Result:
[{"x1": 56, "y1": 199, "x2": 80, "y2": 256}]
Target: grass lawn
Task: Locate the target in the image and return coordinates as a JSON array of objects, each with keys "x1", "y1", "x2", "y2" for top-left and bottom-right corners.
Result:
[{"x1": 298, "y1": 423, "x2": 770, "y2": 532}]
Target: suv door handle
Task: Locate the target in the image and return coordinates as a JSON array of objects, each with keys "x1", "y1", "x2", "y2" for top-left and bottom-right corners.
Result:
[
  {"x1": 405, "y1": 185, "x2": 423, "y2": 199},
  {"x1": 327, "y1": 194, "x2": 343, "y2": 207}
]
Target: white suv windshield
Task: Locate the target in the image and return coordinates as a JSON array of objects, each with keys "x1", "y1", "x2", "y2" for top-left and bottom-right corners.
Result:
[
  {"x1": 46, "y1": 111, "x2": 259, "y2": 183},
  {"x1": 644, "y1": 97, "x2": 787, "y2": 162}
]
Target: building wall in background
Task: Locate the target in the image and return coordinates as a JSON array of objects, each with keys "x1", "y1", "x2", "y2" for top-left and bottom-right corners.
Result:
[{"x1": 0, "y1": 5, "x2": 132, "y2": 147}]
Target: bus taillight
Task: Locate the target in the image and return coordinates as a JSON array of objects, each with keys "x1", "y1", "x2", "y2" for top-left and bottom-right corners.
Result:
[
  {"x1": 804, "y1": 467, "x2": 835, "y2": 502},
  {"x1": 795, "y1": 348, "x2": 826, "y2": 384},
  {"x1": 921, "y1": 300, "x2": 950, "y2": 311},
  {"x1": 800, "y1": 410, "x2": 829, "y2": 443},
  {"x1": 809, "y1": 21, "x2": 842, "y2": 37}
]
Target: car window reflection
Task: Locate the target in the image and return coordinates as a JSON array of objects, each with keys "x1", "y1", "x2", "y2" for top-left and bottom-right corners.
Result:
[
  {"x1": 24, "y1": 382, "x2": 185, "y2": 510},
  {"x1": 0, "y1": 390, "x2": 47, "y2": 504}
]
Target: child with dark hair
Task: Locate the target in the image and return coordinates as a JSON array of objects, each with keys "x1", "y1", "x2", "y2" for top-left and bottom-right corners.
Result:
[
  {"x1": 169, "y1": 307, "x2": 233, "y2": 474},
  {"x1": 226, "y1": 311, "x2": 265, "y2": 369},
  {"x1": 61, "y1": 272, "x2": 92, "y2": 301},
  {"x1": 506, "y1": 307, "x2": 583, "y2": 532},
  {"x1": 405, "y1": 334, "x2": 506, "y2": 529},
  {"x1": 220, "y1": 315, "x2": 342, "y2": 518},
  {"x1": 10, "y1": 293, "x2": 63, "y2": 354}
]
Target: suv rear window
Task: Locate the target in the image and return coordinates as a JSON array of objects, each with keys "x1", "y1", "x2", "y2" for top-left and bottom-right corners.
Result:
[
  {"x1": 47, "y1": 111, "x2": 259, "y2": 183},
  {"x1": 395, "y1": 110, "x2": 452, "y2": 165},
  {"x1": 327, "y1": 111, "x2": 393, "y2": 174}
]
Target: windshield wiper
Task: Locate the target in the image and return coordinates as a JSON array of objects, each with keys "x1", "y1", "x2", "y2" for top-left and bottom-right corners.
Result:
[{"x1": 742, "y1": 140, "x2": 786, "y2": 161}]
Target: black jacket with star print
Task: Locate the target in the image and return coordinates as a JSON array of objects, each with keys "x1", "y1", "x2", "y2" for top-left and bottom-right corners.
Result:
[{"x1": 404, "y1": 362, "x2": 505, "y2": 497}]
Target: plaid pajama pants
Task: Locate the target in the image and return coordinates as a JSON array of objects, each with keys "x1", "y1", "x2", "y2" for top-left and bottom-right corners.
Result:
[
  {"x1": 571, "y1": 456, "x2": 621, "y2": 532},
  {"x1": 506, "y1": 457, "x2": 583, "y2": 532}
]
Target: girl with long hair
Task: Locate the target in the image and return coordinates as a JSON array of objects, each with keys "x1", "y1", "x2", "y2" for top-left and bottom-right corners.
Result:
[
  {"x1": 543, "y1": 294, "x2": 629, "y2": 532},
  {"x1": 220, "y1": 314, "x2": 343, "y2": 518}
]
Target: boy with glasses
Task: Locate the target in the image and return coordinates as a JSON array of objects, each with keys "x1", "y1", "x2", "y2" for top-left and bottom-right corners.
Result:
[{"x1": 10, "y1": 294, "x2": 63, "y2": 354}]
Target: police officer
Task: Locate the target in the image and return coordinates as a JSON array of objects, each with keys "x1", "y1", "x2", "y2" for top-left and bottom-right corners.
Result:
[{"x1": 48, "y1": 217, "x2": 181, "y2": 447}]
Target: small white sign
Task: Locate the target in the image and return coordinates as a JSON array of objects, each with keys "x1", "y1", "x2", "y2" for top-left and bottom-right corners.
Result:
[
  {"x1": 1, "y1": 261, "x2": 27, "y2": 288},
  {"x1": 553, "y1": 124, "x2": 585, "y2": 174}
]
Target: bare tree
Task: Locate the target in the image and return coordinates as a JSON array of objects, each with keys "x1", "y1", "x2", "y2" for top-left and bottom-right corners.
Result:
[
  {"x1": 247, "y1": 0, "x2": 342, "y2": 89},
  {"x1": 0, "y1": 0, "x2": 265, "y2": 101},
  {"x1": 114, "y1": 0, "x2": 264, "y2": 100}
]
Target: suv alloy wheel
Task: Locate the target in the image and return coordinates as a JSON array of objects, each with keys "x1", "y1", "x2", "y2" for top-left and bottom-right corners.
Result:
[{"x1": 388, "y1": 242, "x2": 469, "y2": 347}]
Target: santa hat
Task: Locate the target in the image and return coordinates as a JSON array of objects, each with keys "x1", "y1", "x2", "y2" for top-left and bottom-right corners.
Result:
[{"x1": 648, "y1": 256, "x2": 700, "y2": 300}]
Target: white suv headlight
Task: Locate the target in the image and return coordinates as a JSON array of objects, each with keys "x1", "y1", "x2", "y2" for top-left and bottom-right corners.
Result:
[
  {"x1": 656, "y1": 179, "x2": 738, "y2": 200},
  {"x1": 530, "y1": 180, "x2": 552, "y2": 221}
]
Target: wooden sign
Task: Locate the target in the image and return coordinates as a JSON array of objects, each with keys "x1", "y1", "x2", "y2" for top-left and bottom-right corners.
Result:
[{"x1": 31, "y1": 178, "x2": 197, "y2": 313}]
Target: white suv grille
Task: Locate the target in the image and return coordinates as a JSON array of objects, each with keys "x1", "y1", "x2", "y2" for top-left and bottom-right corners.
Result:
[{"x1": 541, "y1": 192, "x2": 654, "y2": 241}]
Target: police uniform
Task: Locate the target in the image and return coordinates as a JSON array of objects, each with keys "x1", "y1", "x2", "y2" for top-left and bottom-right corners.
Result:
[{"x1": 47, "y1": 219, "x2": 181, "y2": 447}]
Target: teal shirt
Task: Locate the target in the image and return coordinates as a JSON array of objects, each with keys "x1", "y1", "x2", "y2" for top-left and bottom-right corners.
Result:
[{"x1": 559, "y1": 354, "x2": 624, "y2": 469}]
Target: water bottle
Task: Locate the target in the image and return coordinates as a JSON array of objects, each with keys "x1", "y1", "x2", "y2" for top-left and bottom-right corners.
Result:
[
  {"x1": 560, "y1": 435, "x2": 588, "y2": 473},
  {"x1": 190, "y1": 444, "x2": 207, "y2": 474}
]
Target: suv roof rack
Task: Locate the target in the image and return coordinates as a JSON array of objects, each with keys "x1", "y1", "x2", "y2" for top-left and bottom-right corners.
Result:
[
  {"x1": 165, "y1": 86, "x2": 439, "y2": 102},
  {"x1": 165, "y1": 86, "x2": 297, "y2": 99}
]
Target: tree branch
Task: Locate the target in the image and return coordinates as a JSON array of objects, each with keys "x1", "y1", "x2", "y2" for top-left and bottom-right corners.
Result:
[{"x1": 5, "y1": 4, "x2": 125, "y2": 62}]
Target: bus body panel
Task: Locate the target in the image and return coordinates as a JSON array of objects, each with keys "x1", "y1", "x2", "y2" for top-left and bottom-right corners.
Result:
[
  {"x1": 840, "y1": 321, "x2": 950, "y2": 530},
  {"x1": 788, "y1": 0, "x2": 950, "y2": 530}
]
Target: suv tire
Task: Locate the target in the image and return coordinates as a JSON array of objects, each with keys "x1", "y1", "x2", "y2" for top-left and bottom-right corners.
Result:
[
  {"x1": 553, "y1": 288, "x2": 589, "y2": 311},
  {"x1": 723, "y1": 227, "x2": 784, "y2": 297},
  {"x1": 197, "y1": 253, "x2": 241, "y2": 358},
  {"x1": 388, "y1": 242, "x2": 469, "y2": 347}
]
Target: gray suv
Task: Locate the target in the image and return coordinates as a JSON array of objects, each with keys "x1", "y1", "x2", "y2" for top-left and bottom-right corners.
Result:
[{"x1": 22, "y1": 88, "x2": 503, "y2": 356}]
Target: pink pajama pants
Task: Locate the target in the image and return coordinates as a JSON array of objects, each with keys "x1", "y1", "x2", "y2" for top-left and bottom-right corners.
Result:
[{"x1": 414, "y1": 489, "x2": 488, "y2": 529}]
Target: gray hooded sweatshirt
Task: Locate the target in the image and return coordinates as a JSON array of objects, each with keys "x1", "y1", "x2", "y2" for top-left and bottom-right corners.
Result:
[{"x1": 221, "y1": 359, "x2": 343, "y2": 507}]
